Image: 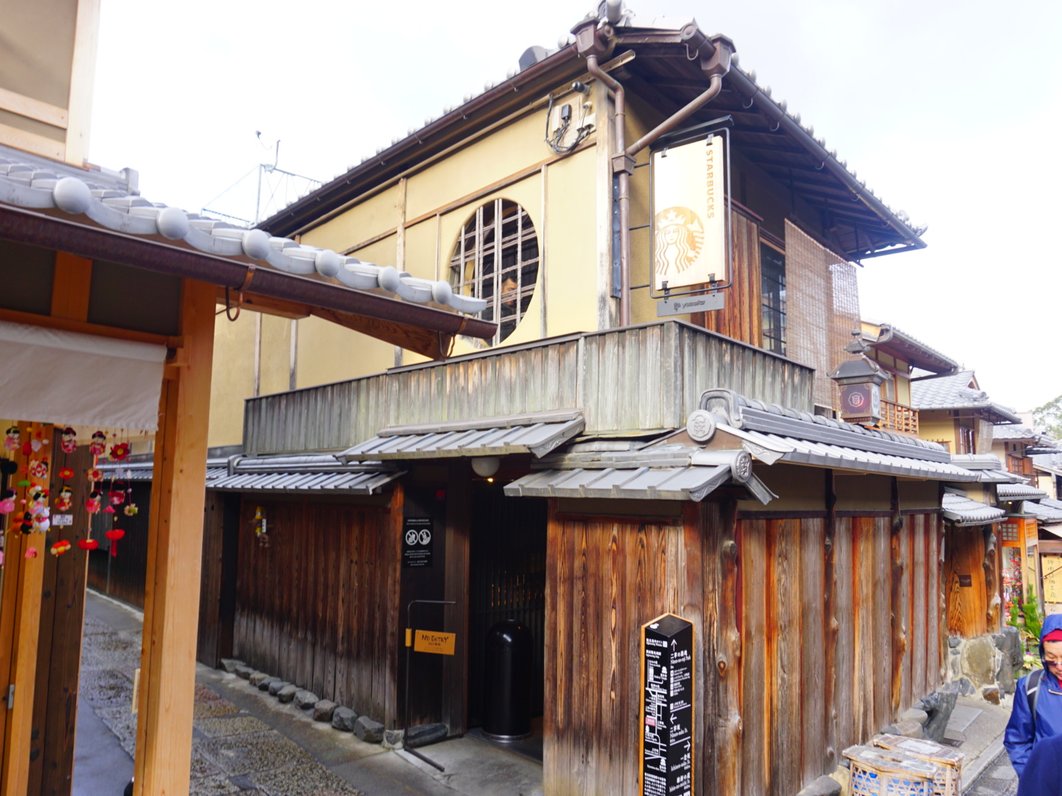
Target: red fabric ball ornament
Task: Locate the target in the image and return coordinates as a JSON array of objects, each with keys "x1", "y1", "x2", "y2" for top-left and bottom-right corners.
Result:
[
  {"x1": 50, "y1": 540, "x2": 71, "y2": 557},
  {"x1": 105, "y1": 528, "x2": 125, "y2": 558},
  {"x1": 77, "y1": 538, "x2": 99, "y2": 551},
  {"x1": 109, "y1": 442, "x2": 131, "y2": 461},
  {"x1": 58, "y1": 467, "x2": 75, "y2": 481}
]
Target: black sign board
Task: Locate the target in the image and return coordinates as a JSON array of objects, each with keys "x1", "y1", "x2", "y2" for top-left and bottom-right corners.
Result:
[
  {"x1": 641, "y1": 613, "x2": 694, "y2": 796},
  {"x1": 402, "y1": 517, "x2": 433, "y2": 569}
]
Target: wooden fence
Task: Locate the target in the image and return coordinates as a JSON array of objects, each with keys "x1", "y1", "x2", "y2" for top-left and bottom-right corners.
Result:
[{"x1": 229, "y1": 492, "x2": 402, "y2": 726}]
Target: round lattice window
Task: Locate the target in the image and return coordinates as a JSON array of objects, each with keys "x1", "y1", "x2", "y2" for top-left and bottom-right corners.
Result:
[{"x1": 449, "y1": 198, "x2": 540, "y2": 345}]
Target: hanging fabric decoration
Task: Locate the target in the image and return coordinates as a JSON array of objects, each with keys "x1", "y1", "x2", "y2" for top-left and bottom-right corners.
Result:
[
  {"x1": 24, "y1": 547, "x2": 37, "y2": 558},
  {"x1": 4, "y1": 426, "x2": 18, "y2": 451},
  {"x1": 58, "y1": 466, "x2": 74, "y2": 481},
  {"x1": 0, "y1": 489, "x2": 14, "y2": 514},
  {"x1": 29, "y1": 457, "x2": 48, "y2": 481},
  {"x1": 54, "y1": 486, "x2": 73, "y2": 512},
  {"x1": 77, "y1": 538, "x2": 99, "y2": 551},
  {"x1": 108, "y1": 489, "x2": 125, "y2": 507},
  {"x1": 109, "y1": 441, "x2": 130, "y2": 461},
  {"x1": 86, "y1": 468, "x2": 102, "y2": 484},
  {"x1": 50, "y1": 539, "x2": 71, "y2": 556},
  {"x1": 105, "y1": 528, "x2": 124, "y2": 558},
  {"x1": 85, "y1": 491, "x2": 101, "y2": 514},
  {"x1": 124, "y1": 501, "x2": 138, "y2": 517},
  {"x1": 88, "y1": 430, "x2": 107, "y2": 457},
  {"x1": 60, "y1": 427, "x2": 77, "y2": 454}
]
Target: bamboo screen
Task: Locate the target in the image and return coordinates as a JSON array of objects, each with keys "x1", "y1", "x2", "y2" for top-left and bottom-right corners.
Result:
[{"x1": 784, "y1": 221, "x2": 860, "y2": 411}]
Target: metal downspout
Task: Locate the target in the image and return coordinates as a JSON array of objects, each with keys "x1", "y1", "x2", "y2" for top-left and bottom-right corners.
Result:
[
  {"x1": 583, "y1": 53, "x2": 630, "y2": 326},
  {"x1": 575, "y1": 20, "x2": 734, "y2": 328}
]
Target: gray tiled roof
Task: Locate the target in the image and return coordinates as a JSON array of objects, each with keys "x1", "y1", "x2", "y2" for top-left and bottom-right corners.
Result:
[
  {"x1": 1021, "y1": 500, "x2": 1062, "y2": 523},
  {"x1": 341, "y1": 410, "x2": 584, "y2": 461},
  {"x1": 997, "y1": 482, "x2": 1049, "y2": 501},
  {"x1": 0, "y1": 146, "x2": 485, "y2": 316},
  {"x1": 941, "y1": 492, "x2": 1006, "y2": 526},
  {"x1": 910, "y1": 371, "x2": 1020, "y2": 423}
]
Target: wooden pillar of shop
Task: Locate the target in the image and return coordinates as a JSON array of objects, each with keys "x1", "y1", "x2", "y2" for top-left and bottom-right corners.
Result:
[
  {"x1": 0, "y1": 424, "x2": 43, "y2": 796},
  {"x1": 132, "y1": 279, "x2": 215, "y2": 795}
]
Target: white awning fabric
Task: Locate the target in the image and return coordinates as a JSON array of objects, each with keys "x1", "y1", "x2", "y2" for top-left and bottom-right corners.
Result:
[{"x1": 0, "y1": 320, "x2": 166, "y2": 430}]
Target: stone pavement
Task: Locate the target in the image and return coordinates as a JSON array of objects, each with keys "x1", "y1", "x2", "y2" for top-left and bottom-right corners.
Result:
[
  {"x1": 945, "y1": 693, "x2": 1017, "y2": 795},
  {"x1": 75, "y1": 590, "x2": 543, "y2": 796}
]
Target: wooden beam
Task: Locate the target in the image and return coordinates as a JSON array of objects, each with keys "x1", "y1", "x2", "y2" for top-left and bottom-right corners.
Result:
[
  {"x1": 65, "y1": 0, "x2": 101, "y2": 165},
  {"x1": 0, "y1": 87, "x2": 67, "y2": 129},
  {"x1": 132, "y1": 279, "x2": 215, "y2": 795},
  {"x1": 0, "y1": 122, "x2": 64, "y2": 161},
  {"x1": 50, "y1": 251, "x2": 93, "y2": 321},
  {"x1": 0, "y1": 306, "x2": 179, "y2": 349},
  {"x1": 0, "y1": 423, "x2": 46, "y2": 796},
  {"x1": 310, "y1": 306, "x2": 447, "y2": 360}
]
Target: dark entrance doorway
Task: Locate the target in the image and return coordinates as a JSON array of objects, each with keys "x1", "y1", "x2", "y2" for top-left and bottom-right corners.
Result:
[{"x1": 468, "y1": 481, "x2": 546, "y2": 742}]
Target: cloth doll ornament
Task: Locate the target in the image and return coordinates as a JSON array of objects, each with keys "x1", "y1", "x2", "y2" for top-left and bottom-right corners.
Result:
[
  {"x1": 24, "y1": 547, "x2": 37, "y2": 559},
  {"x1": 88, "y1": 431, "x2": 106, "y2": 457},
  {"x1": 3, "y1": 426, "x2": 18, "y2": 451},
  {"x1": 85, "y1": 491, "x2": 101, "y2": 514},
  {"x1": 60, "y1": 427, "x2": 77, "y2": 454},
  {"x1": 0, "y1": 490, "x2": 15, "y2": 514},
  {"x1": 19, "y1": 512, "x2": 33, "y2": 533},
  {"x1": 55, "y1": 486, "x2": 73, "y2": 512}
]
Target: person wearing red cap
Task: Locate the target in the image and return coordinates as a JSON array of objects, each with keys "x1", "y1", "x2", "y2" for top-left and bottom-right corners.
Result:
[{"x1": 1006, "y1": 613, "x2": 1062, "y2": 777}]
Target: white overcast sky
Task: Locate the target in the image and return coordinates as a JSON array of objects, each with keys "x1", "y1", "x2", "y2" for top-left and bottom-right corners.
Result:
[{"x1": 87, "y1": 0, "x2": 1062, "y2": 414}]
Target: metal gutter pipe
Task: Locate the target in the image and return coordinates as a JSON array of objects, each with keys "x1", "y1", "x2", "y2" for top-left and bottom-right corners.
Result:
[
  {"x1": 583, "y1": 50, "x2": 631, "y2": 326},
  {"x1": 575, "y1": 19, "x2": 734, "y2": 327}
]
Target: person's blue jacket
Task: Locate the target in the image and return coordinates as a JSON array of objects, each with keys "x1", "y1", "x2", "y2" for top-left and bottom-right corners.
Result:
[
  {"x1": 1018, "y1": 731, "x2": 1062, "y2": 796},
  {"x1": 1005, "y1": 612, "x2": 1062, "y2": 776}
]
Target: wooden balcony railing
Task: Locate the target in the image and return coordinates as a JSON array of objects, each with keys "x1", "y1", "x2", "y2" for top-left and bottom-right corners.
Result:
[{"x1": 879, "y1": 399, "x2": 919, "y2": 435}]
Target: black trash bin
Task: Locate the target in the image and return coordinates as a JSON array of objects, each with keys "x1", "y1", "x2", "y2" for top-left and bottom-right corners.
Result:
[{"x1": 484, "y1": 619, "x2": 532, "y2": 740}]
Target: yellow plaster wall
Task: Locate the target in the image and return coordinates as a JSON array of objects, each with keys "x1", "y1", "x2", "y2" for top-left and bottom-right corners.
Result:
[
  {"x1": 259, "y1": 315, "x2": 292, "y2": 396},
  {"x1": 294, "y1": 315, "x2": 395, "y2": 389},
  {"x1": 303, "y1": 184, "x2": 403, "y2": 255},
  {"x1": 403, "y1": 218, "x2": 441, "y2": 280},
  {"x1": 919, "y1": 416, "x2": 957, "y2": 450},
  {"x1": 207, "y1": 310, "x2": 257, "y2": 448}
]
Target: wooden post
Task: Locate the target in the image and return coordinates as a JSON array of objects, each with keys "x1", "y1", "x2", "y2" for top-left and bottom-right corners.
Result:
[
  {"x1": 0, "y1": 423, "x2": 45, "y2": 796},
  {"x1": 132, "y1": 279, "x2": 215, "y2": 795}
]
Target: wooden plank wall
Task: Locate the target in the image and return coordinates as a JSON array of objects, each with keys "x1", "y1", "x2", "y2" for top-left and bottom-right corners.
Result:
[
  {"x1": 85, "y1": 481, "x2": 152, "y2": 608},
  {"x1": 545, "y1": 502, "x2": 741, "y2": 795},
  {"x1": 943, "y1": 525, "x2": 989, "y2": 638},
  {"x1": 28, "y1": 432, "x2": 92, "y2": 795},
  {"x1": 232, "y1": 492, "x2": 402, "y2": 726},
  {"x1": 544, "y1": 502, "x2": 945, "y2": 796},
  {"x1": 694, "y1": 210, "x2": 762, "y2": 346}
]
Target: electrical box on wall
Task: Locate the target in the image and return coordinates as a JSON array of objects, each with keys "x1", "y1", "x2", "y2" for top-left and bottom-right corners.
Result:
[{"x1": 545, "y1": 84, "x2": 594, "y2": 154}]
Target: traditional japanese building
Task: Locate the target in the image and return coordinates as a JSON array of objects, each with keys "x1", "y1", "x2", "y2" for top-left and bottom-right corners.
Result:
[{"x1": 176, "y1": 7, "x2": 1006, "y2": 794}]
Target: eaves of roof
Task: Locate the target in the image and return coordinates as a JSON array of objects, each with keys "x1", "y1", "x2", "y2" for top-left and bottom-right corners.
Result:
[
  {"x1": 0, "y1": 149, "x2": 494, "y2": 354},
  {"x1": 260, "y1": 23, "x2": 924, "y2": 260},
  {"x1": 864, "y1": 323, "x2": 958, "y2": 375}
]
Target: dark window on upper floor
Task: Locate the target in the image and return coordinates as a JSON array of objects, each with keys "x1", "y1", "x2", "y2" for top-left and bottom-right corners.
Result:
[{"x1": 760, "y1": 242, "x2": 786, "y2": 355}]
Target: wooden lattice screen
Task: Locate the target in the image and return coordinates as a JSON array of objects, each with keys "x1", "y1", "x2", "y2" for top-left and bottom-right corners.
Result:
[{"x1": 784, "y1": 222, "x2": 860, "y2": 411}]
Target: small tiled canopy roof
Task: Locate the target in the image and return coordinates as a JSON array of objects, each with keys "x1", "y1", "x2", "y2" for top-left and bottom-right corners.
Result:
[
  {"x1": 941, "y1": 492, "x2": 1006, "y2": 526},
  {"x1": 911, "y1": 371, "x2": 1020, "y2": 424},
  {"x1": 0, "y1": 145, "x2": 494, "y2": 357}
]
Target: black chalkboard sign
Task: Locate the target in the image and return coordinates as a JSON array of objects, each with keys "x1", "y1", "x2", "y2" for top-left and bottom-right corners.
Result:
[
  {"x1": 402, "y1": 517, "x2": 433, "y2": 568},
  {"x1": 641, "y1": 613, "x2": 694, "y2": 796}
]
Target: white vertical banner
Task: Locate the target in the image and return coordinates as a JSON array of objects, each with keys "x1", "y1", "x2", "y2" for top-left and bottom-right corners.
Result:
[{"x1": 651, "y1": 134, "x2": 727, "y2": 291}]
